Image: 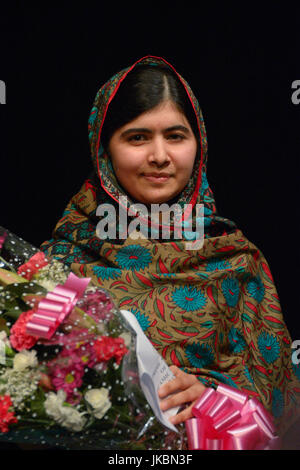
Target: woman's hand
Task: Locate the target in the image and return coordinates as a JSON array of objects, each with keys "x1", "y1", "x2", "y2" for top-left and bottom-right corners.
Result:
[{"x1": 158, "y1": 365, "x2": 206, "y2": 425}]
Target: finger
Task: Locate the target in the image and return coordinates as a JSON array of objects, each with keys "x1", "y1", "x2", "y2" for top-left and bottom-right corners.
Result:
[
  {"x1": 160, "y1": 382, "x2": 206, "y2": 411},
  {"x1": 169, "y1": 403, "x2": 194, "y2": 425},
  {"x1": 170, "y1": 367, "x2": 199, "y2": 386},
  {"x1": 160, "y1": 384, "x2": 201, "y2": 411},
  {"x1": 158, "y1": 374, "x2": 192, "y2": 398},
  {"x1": 158, "y1": 371, "x2": 198, "y2": 398},
  {"x1": 158, "y1": 368, "x2": 200, "y2": 398},
  {"x1": 169, "y1": 366, "x2": 194, "y2": 383},
  {"x1": 169, "y1": 365, "x2": 180, "y2": 375},
  {"x1": 158, "y1": 376, "x2": 181, "y2": 398}
]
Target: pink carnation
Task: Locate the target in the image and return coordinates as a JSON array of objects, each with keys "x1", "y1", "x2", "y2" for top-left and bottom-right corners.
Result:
[{"x1": 9, "y1": 310, "x2": 38, "y2": 351}]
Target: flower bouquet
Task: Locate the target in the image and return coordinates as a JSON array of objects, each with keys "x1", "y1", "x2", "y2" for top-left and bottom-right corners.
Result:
[{"x1": 0, "y1": 227, "x2": 185, "y2": 450}]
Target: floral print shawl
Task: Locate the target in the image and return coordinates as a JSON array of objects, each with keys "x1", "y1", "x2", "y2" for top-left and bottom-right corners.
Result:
[{"x1": 40, "y1": 56, "x2": 300, "y2": 436}]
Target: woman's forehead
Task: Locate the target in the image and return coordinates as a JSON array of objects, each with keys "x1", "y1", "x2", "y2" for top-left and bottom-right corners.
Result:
[{"x1": 117, "y1": 100, "x2": 192, "y2": 131}]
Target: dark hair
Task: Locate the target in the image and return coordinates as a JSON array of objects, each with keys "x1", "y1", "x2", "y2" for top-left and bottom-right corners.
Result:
[{"x1": 101, "y1": 64, "x2": 199, "y2": 151}]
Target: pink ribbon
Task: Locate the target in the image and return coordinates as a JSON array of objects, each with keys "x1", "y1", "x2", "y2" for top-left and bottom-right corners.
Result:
[
  {"x1": 185, "y1": 384, "x2": 281, "y2": 450},
  {"x1": 25, "y1": 272, "x2": 91, "y2": 339}
]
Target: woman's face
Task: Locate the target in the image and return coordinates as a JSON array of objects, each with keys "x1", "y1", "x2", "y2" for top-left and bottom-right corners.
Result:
[{"x1": 107, "y1": 100, "x2": 197, "y2": 206}]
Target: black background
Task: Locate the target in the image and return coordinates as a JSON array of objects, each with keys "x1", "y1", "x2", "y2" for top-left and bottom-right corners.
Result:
[{"x1": 0, "y1": 3, "x2": 299, "y2": 338}]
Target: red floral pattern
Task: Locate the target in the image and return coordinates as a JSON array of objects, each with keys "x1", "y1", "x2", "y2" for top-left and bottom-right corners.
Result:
[
  {"x1": 9, "y1": 309, "x2": 38, "y2": 351},
  {"x1": 0, "y1": 395, "x2": 18, "y2": 433},
  {"x1": 93, "y1": 336, "x2": 128, "y2": 365},
  {"x1": 17, "y1": 251, "x2": 49, "y2": 280}
]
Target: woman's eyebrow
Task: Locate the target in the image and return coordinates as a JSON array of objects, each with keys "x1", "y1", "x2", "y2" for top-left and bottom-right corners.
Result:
[
  {"x1": 165, "y1": 125, "x2": 191, "y2": 134},
  {"x1": 120, "y1": 125, "x2": 191, "y2": 138},
  {"x1": 120, "y1": 128, "x2": 151, "y2": 137}
]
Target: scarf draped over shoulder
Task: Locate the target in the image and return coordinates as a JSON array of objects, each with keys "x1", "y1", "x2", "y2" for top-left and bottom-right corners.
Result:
[{"x1": 40, "y1": 56, "x2": 300, "y2": 436}]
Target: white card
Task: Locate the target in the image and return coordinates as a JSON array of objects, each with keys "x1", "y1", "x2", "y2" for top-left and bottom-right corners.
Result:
[{"x1": 120, "y1": 309, "x2": 179, "y2": 433}]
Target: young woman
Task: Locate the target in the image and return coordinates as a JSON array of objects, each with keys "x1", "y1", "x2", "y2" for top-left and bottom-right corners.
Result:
[{"x1": 40, "y1": 55, "x2": 300, "y2": 436}]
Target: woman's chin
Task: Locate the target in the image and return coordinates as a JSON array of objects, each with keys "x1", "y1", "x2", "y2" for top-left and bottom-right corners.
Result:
[
  {"x1": 139, "y1": 196, "x2": 176, "y2": 207},
  {"x1": 128, "y1": 189, "x2": 180, "y2": 206}
]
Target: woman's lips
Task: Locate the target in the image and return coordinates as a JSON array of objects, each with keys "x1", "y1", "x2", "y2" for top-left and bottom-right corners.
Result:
[{"x1": 143, "y1": 174, "x2": 171, "y2": 183}]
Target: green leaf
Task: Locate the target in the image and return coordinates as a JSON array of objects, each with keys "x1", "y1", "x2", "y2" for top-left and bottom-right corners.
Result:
[
  {"x1": 131, "y1": 271, "x2": 148, "y2": 289},
  {"x1": 201, "y1": 321, "x2": 213, "y2": 329},
  {"x1": 197, "y1": 273, "x2": 209, "y2": 280},
  {"x1": 241, "y1": 313, "x2": 252, "y2": 323},
  {"x1": 0, "y1": 267, "x2": 28, "y2": 286},
  {"x1": 28, "y1": 387, "x2": 48, "y2": 418}
]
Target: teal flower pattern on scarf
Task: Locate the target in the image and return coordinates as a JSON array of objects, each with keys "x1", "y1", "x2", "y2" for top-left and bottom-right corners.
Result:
[
  {"x1": 185, "y1": 342, "x2": 214, "y2": 368},
  {"x1": 172, "y1": 285, "x2": 206, "y2": 311},
  {"x1": 88, "y1": 106, "x2": 98, "y2": 125},
  {"x1": 58, "y1": 223, "x2": 76, "y2": 242},
  {"x1": 246, "y1": 276, "x2": 265, "y2": 303},
  {"x1": 204, "y1": 206, "x2": 212, "y2": 216},
  {"x1": 221, "y1": 278, "x2": 240, "y2": 307},
  {"x1": 115, "y1": 245, "x2": 152, "y2": 271},
  {"x1": 206, "y1": 259, "x2": 231, "y2": 272},
  {"x1": 208, "y1": 370, "x2": 238, "y2": 389},
  {"x1": 92, "y1": 265, "x2": 121, "y2": 281},
  {"x1": 77, "y1": 222, "x2": 94, "y2": 241},
  {"x1": 258, "y1": 331, "x2": 280, "y2": 364},
  {"x1": 129, "y1": 308, "x2": 151, "y2": 331},
  {"x1": 204, "y1": 217, "x2": 212, "y2": 227},
  {"x1": 52, "y1": 244, "x2": 70, "y2": 255},
  {"x1": 200, "y1": 170, "x2": 209, "y2": 195},
  {"x1": 228, "y1": 327, "x2": 246, "y2": 353},
  {"x1": 272, "y1": 388, "x2": 284, "y2": 418},
  {"x1": 63, "y1": 246, "x2": 95, "y2": 264}
]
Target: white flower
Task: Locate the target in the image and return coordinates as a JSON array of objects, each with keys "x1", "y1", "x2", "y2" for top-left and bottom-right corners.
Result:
[
  {"x1": 35, "y1": 260, "x2": 69, "y2": 289},
  {"x1": 0, "y1": 331, "x2": 11, "y2": 347},
  {"x1": 0, "y1": 368, "x2": 40, "y2": 410},
  {"x1": 84, "y1": 388, "x2": 112, "y2": 420},
  {"x1": 13, "y1": 350, "x2": 38, "y2": 371},
  {"x1": 44, "y1": 389, "x2": 87, "y2": 432},
  {"x1": 44, "y1": 389, "x2": 66, "y2": 420},
  {"x1": 36, "y1": 278, "x2": 58, "y2": 291}
]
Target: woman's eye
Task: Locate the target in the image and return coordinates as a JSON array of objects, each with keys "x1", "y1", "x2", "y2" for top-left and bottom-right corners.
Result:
[
  {"x1": 128, "y1": 134, "x2": 146, "y2": 142},
  {"x1": 167, "y1": 134, "x2": 185, "y2": 141}
]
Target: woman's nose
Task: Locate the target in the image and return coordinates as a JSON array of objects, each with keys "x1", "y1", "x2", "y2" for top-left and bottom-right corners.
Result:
[{"x1": 147, "y1": 138, "x2": 170, "y2": 165}]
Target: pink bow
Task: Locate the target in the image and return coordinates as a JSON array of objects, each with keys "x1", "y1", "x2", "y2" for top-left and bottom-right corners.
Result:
[
  {"x1": 185, "y1": 384, "x2": 281, "y2": 450},
  {"x1": 26, "y1": 273, "x2": 91, "y2": 339}
]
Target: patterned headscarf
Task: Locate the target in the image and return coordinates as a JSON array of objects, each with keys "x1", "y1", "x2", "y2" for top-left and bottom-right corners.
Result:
[{"x1": 41, "y1": 56, "x2": 300, "y2": 437}]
